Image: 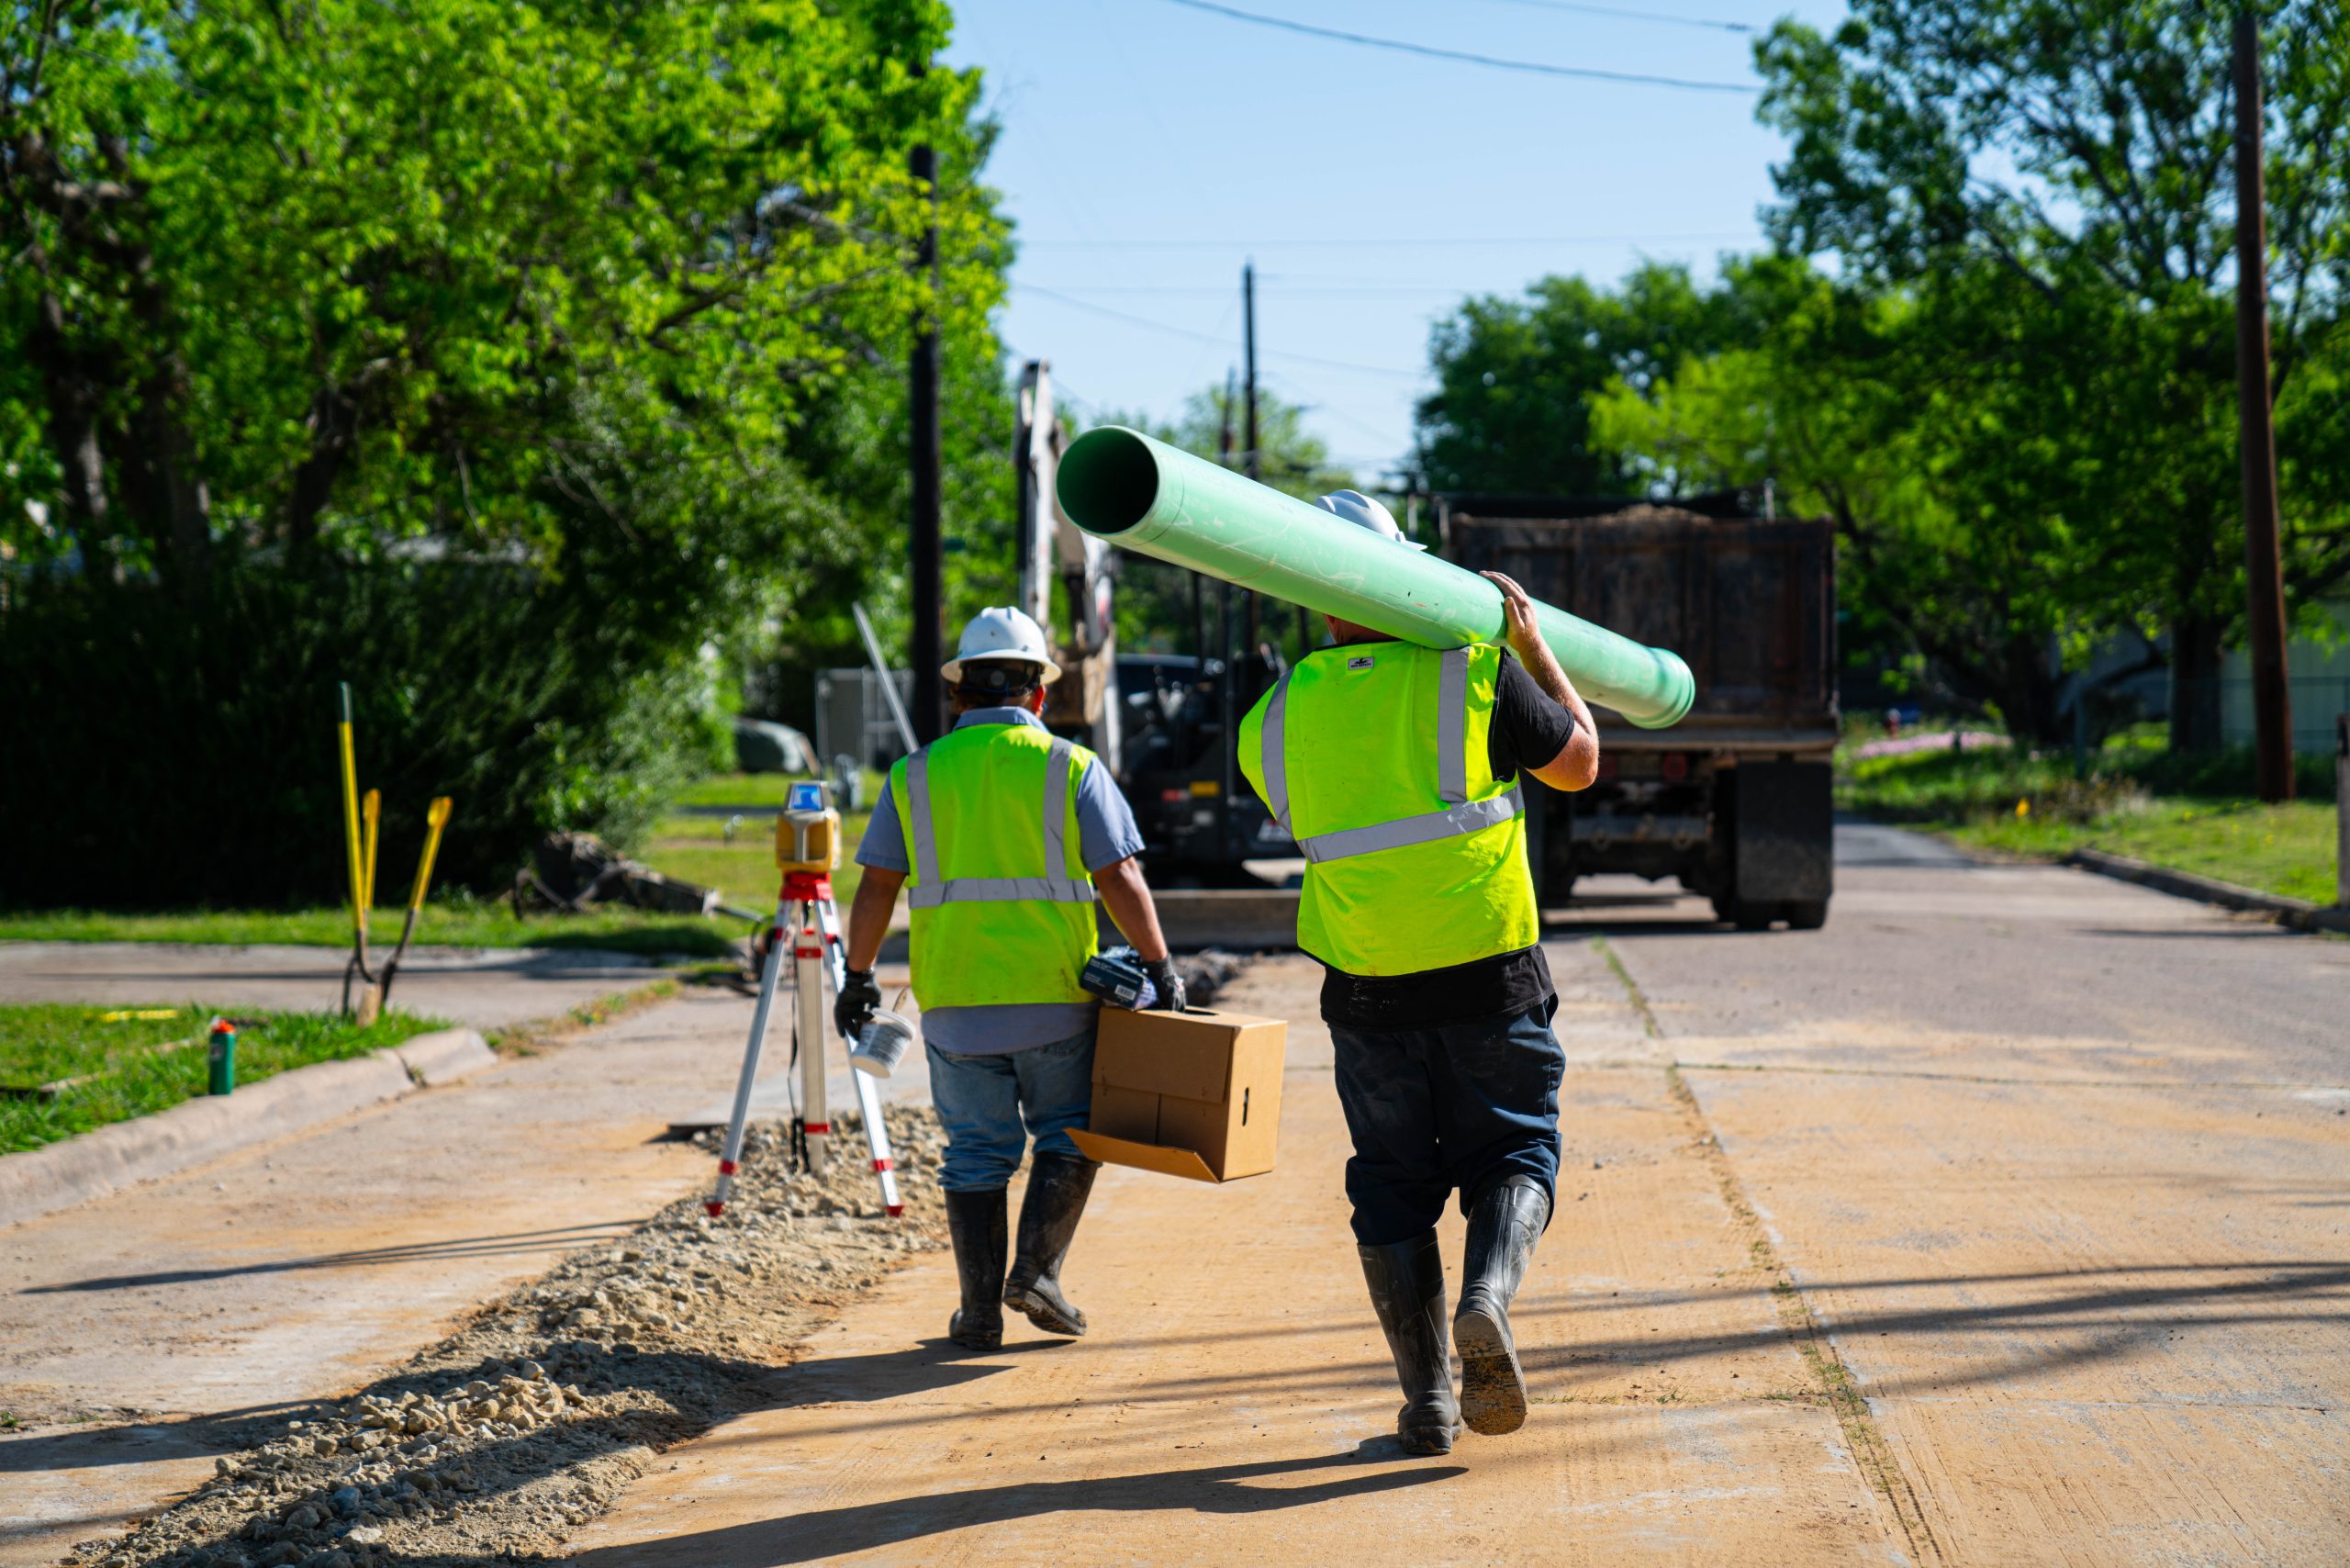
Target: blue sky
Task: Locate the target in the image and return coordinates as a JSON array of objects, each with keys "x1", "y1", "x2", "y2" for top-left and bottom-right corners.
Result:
[{"x1": 944, "y1": 0, "x2": 1852, "y2": 486}]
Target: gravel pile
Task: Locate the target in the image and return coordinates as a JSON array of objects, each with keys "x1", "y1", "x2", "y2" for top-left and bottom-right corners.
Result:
[{"x1": 75, "y1": 1104, "x2": 949, "y2": 1568}]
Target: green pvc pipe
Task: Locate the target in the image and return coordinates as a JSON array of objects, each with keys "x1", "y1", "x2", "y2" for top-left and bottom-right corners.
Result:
[{"x1": 1056, "y1": 426, "x2": 1695, "y2": 728}]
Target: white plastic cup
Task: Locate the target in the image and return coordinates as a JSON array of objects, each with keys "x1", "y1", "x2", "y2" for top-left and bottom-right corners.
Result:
[{"x1": 850, "y1": 1010, "x2": 914, "y2": 1077}]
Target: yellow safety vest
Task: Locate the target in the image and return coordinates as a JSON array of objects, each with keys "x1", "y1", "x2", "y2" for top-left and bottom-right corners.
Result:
[
  {"x1": 890, "y1": 722, "x2": 1100, "y2": 1010},
  {"x1": 1240, "y1": 642, "x2": 1537, "y2": 976}
]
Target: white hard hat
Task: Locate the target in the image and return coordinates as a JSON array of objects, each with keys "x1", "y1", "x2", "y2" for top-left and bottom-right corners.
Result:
[
  {"x1": 943, "y1": 605, "x2": 1062, "y2": 685},
  {"x1": 1315, "y1": 488, "x2": 1425, "y2": 551}
]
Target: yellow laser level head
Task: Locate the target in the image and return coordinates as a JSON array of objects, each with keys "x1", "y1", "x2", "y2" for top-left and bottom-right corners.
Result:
[{"x1": 775, "y1": 778, "x2": 841, "y2": 874}]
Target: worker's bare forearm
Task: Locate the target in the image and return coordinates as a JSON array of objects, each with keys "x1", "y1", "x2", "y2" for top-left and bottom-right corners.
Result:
[
  {"x1": 1517, "y1": 637, "x2": 1592, "y2": 733},
  {"x1": 1518, "y1": 638, "x2": 1602, "y2": 791},
  {"x1": 1092, "y1": 857, "x2": 1169, "y2": 963},
  {"x1": 844, "y1": 868, "x2": 904, "y2": 971}
]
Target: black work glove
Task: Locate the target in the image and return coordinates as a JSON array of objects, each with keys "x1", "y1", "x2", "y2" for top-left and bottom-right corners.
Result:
[
  {"x1": 834, "y1": 967, "x2": 882, "y2": 1040},
  {"x1": 1142, "y1": 958, "x2": 1187, "y2": 1013}
]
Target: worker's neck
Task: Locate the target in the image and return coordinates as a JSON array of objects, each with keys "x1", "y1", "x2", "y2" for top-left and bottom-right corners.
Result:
[{"x1": 1325, "y1": 616, "x2": 1385, "y2": 646}]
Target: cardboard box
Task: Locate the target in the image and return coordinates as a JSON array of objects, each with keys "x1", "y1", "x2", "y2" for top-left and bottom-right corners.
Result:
[{"x1": 1067, "y1": 1008, "x2": 1286, "y2": 1182}]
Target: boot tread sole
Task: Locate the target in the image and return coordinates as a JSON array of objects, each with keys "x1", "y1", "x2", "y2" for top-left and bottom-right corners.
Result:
[
  {"x1": 1004, "y1": 1284, "x2": 1088, "y2": 1337},
  {"x1": 1454, "y1": 1304, "x2": 1528, "y2": 1436}
]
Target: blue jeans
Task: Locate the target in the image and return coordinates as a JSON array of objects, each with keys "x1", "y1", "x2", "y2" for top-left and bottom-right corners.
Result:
[
  {"x1": 1330, "y1": 999, "x2": 1563, "y2": 1246},
  {"x1": 926, "y1": 1027, "x2": 1097, "y2": 1193}
]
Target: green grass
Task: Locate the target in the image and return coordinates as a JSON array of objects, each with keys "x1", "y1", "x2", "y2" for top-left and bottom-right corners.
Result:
[
  {"x1": 636, "y1": 802, "x2": 877, "y2": 913},
  {"x1": 1841, "y1": 738, "x2": 2341, "y2": 905},
  {"x1": 0, "y1": 899, "x2": 744, "y2": 958},
  {"x1": 674, "y1": 769, "x2": 886, "y2": 808},
  {"x1": 0, "y1": 772, "x2": 890, "y2": 954},
  {"x1": 0, "y1": 1003, "x2": 445, "y2": 1155}
]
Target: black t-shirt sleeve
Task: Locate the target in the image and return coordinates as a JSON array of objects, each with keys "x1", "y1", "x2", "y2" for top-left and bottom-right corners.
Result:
[{"x1": 1487, "y1": 653, "x2": 1578, "y2": 783}]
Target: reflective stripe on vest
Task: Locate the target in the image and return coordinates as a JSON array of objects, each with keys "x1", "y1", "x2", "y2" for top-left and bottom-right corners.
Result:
[
  {"x1": 1258, "y1": 646, "x2": 1519, "y2": 864},
  {"x1": 904, "y1": 738, "x2": 1099, "y2": 909}
]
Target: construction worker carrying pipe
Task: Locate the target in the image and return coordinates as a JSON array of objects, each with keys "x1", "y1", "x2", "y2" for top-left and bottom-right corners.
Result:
[
  {"x1": 1239, "y1": 491, "x2": 1601, "y2": 1456},
  {"x1": 837, "y1": 606, "x2": 1186, "y2": 1352}
]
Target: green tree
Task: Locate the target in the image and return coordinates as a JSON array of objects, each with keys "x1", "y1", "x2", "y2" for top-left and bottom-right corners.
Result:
[
  {"x1": 1, "y1": 0, "x2": 1004, "y2": 590},
  {"x1": 1753, "y1": 0, "x2": 2350, "y2": 745},
  {"x1": 1592, "y1": 258, "x2": 2125, "y2": 734},
  {"x1": 1414, "y1": 262, "x2": 1752, "y2": 497},
  {"x1": 0, "y1": 0, "x2": 1019, "y2": 899}
]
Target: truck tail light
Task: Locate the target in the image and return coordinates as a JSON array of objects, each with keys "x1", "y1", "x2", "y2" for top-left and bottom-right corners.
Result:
[
  {"x1": 1595, "y1": 756, "x2": 1619, "y2": 781},
  {"x1": 1662, "y1": 753, "x2": 1689, "y2": 781}
]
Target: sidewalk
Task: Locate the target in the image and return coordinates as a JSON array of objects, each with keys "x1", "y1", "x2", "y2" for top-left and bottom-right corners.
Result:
[
  {"x1": 0, "y1": 940, "x2": 674, "y2": 1031},
  {"x1": 0, "y1": 983, "x2": 835, "y2": 1565}
]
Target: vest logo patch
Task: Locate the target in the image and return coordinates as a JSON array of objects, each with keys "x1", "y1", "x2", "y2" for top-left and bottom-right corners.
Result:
[{"x1": 1347, "y1": 655, "x2": 1376, "y2": 671}]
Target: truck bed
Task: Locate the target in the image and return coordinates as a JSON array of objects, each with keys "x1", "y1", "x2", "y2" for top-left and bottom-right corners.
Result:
[{"x1": 1439, "y1": 500, "x2": 1836, "y2": 749}]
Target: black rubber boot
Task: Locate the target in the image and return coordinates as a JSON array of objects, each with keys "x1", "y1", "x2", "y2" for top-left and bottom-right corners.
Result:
[
  {"x1": 943, "y1": 1187, "x2": 1008, "y2": 1351},
  {"x1": 1454, "y1": 1175, "x2": 1551, "y2": 1436},
  {"x1": 1003, "y1": 1152, "x2": 1099, "y2": 1337},
  {"x1": 1358, "y1": 1231, "x2": 1460, "y2": 1455}
]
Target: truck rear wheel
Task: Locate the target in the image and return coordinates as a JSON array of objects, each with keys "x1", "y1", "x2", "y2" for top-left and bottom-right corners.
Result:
[
  {"x1": 1784, "y1": 899, "x2": 1829, "y2": 930},
  {"x1": 1713, "y1": 895, "x2": 1772, "y2": 931}
]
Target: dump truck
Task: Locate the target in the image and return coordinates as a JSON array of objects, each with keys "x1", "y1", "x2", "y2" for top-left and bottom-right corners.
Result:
[{"x1": 1438, "y1": 492, "x2": 1838, "y2": 929}]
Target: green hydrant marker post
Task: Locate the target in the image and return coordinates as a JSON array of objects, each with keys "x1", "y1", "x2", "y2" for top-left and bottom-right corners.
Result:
[
  {"x1": 1056, "y1": 426, "x2": 1695, "y2": 729},
  {"x1": 207, "y1": 1018, "x2": 236, "y2": 1096}
]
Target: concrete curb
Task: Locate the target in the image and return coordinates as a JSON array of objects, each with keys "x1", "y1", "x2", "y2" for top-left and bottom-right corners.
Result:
[
  {"x1": 2065, "y1": 847, "x2": 2350, "y2": 935},
  {"x1": 388, "y1": 1026, "x2": 498, "y2": 1087},
  {"x1": 0, "y1": 1026, "x2": 492, "y2": 1229}
]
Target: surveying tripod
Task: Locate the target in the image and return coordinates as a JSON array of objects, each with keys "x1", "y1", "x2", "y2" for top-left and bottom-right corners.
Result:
[{"x1": 708, "y1": 781, "x2": 902, "y2": 1219}]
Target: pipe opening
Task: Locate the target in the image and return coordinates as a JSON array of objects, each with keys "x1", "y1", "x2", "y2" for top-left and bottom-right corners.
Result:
[{"x1": 1056, "y1": 426, "x2": 1160, "y2": 535}]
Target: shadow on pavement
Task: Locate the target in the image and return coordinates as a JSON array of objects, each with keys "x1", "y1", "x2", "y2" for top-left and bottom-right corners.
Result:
[
  {"x1": 21, "y1": 1223, "x2": 639, "y2": 1294},
  {"x1": 689, "y1": 1258, "x2": 2350, "y2": 1451},
  {"x1": 565, "y1": 1444, "x2": 1460, "y2": 1566}
]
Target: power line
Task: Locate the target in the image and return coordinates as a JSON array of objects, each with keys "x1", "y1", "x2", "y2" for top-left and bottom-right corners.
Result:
[
  {"x1": 1155, "y1": 0, "x2": 1758, "y2": 93},
  {"x1": 1019, "y1": 232, "x2": 1754, "y2": 249},
  {"x1": 1028, "y1": 284, "x2": 1472, "y2": 297},
  {"x1": 1465, "y1": 0, "x2": 1754, "y2": 35},
  {"x1": 1016, "y1": 284, "x2": 1426, "y2": 380}
]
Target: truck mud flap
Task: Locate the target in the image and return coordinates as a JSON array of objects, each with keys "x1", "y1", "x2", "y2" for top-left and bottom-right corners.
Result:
[{"x1": 1729, "y1": 761, "x2": 1832, "y2": 904}]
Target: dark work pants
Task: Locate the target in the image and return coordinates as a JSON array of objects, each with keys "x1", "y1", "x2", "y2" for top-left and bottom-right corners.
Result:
[{"x1": 1329, "y1": 998, "x2": 1564, "y2": 1246}]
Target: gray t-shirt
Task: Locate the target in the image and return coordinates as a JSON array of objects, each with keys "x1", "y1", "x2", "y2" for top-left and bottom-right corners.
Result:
[{"x1": 856, "y1": 707, "x2": 1146, "y2": 1054}]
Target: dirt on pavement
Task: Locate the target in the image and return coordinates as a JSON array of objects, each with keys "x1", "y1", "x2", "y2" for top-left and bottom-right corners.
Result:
[
  {"x1": 0, "y1": 980, "x2": 897, "y2": 1565},
  {"x1": 556, "y1": 951, "x2": 1909, "y2": 1566},
  {"x1": 58, "y1": 1104, "x2": 947, "y2": 1568}
]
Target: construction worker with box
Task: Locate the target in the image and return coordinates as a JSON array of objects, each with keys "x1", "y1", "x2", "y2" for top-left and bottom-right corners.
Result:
[
  {"x1": 1240, "y1": 490, "x2": 1601, "y2": 1457},
  {"x1": 836, "y1": 606, "x2": 1186, "y2": 1352}
]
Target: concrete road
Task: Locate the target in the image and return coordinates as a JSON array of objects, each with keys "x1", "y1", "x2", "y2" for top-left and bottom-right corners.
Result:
[
  {"x1": 567, "y1": 823, "x2": 2348, "y2": 1566},
  {"x1": 10, "y1": 825, "x2": 2347, "y2": 1563},
  {"x1": 1601, "y1": 823, "x2": 2350, "y2": 1563},
  {"x1": 0, "y1": 941, "x2": 679, "y2": 1031},
  {"x1": 563, "y1": 950, "x2": 1905, "y2": 1565}
]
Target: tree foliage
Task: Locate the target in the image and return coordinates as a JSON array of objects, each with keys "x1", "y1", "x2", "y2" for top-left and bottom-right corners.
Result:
[
  {"x1": 1414, "y1": 262, "x2": 1755, "y2": 497},
  {"x1": 1748, "y1": 0, "x2": 2350, "y2": 740},
  {"x1": 0, "y1": 0, "x2": 1018, "y2": 898}
]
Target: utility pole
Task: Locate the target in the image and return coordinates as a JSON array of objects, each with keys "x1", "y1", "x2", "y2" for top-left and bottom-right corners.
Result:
[
  {"x1": 2234, "y1": 9, "x2": 2293, "y2": 801},
  {"x1": 1218, "y1": 366, "x2": 1237, "y2": 467},
  {"x1": 908, "y1": 55, "x2": 944, "y2": 745},
  {"x1": 1240, "y1": 262, "x2": 1263, "y2": 662},
  {"x1": 1242, "y1": 261, "x2": 1261, "y2": 484}
]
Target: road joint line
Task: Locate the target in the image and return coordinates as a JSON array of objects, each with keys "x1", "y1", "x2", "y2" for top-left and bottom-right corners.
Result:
[{"x1": 1589, "y1": 935, "x2": 1946, "y2": 1565}]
